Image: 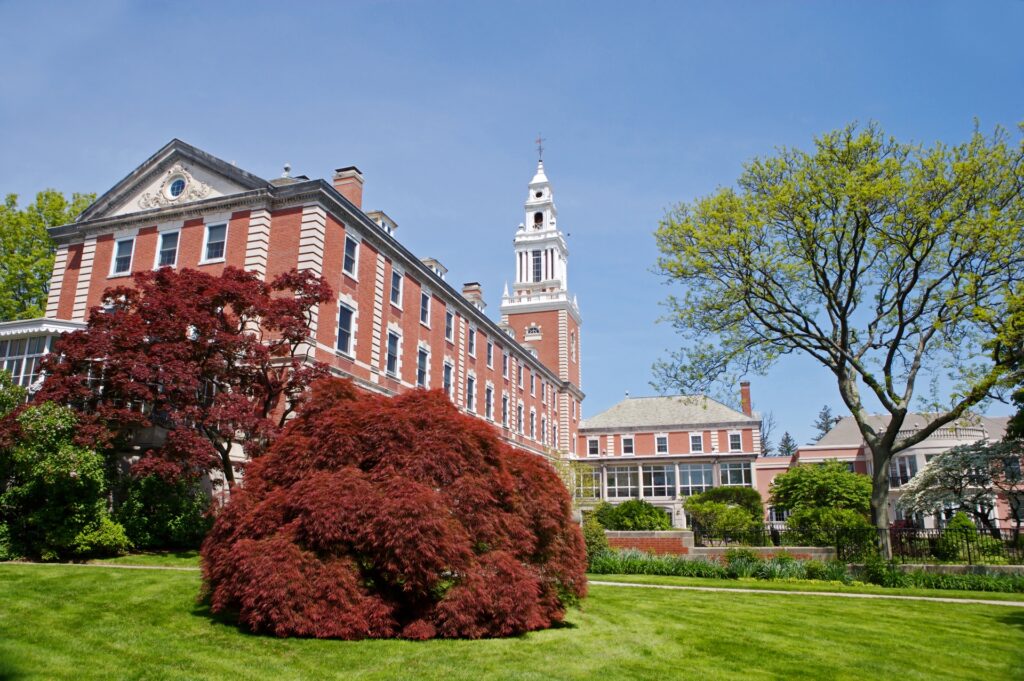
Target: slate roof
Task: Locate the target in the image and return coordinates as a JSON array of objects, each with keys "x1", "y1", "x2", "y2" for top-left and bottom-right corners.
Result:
[
  {"x1": 580, "y1": 395, "x2": 756, "y2": 432},
  {"x1": 816, "y1": 413, "x2": 1010, "y2": 447}
]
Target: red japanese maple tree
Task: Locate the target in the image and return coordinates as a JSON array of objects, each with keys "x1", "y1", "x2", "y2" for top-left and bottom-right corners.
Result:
[
  {"x1": 37, "y1": 266, "x2": 333, "y2": 486},
  {"x1": 200, "y1": 378, "x2": 588, "y2": 639}
]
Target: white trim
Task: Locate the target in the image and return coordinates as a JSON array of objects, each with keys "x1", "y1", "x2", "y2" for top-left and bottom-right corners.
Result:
[
  {"x1": 467, "y1": 324, "x2": 477, "y2": 357},
  {"x1": 622, "y1": 434, "x2": 635, "y2": 456},
  {"x1": 390, "y1": 266, "x2": 404, "y2": 308},
  {"x1": 200, "y1": 221, "x2": 228, "y2": 265},
  {"x1": 688, "y1": 431, "x2": 706, "y2": 454},
  {"x1": 109, "y1": 236, "x2": 135, "y2": 277},
  {"x1": 419, "y1": 288, "x2": 432, "y2": 327},
  {"x1": 444, "y1": 308, "x2": 455, "y2": 342},
  {"x1": 655, "y1": 432, "x2": 669, "y2": 455},
  {"x1": 384, "y1": 323, "x2": 402, "y2": 377},
  {"x1": 342, "y1": 233, "x2": 360, "y2": 279},
  {"x1": 727, "y1": 430, "x2": 743, "y2": 453},
  {"x1": 415, "y1": 341, "x2": 431, "y2": 388},
  {"x1": 153, "y1": 230, "x2": 180, "y2": 269},
  {"x1": 335, "y1": 295, "x2": 358, "y2": 358}
]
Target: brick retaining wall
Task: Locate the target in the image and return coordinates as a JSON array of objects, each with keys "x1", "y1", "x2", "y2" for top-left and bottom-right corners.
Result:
[{"x1": 604, "y1": 530, "x2": 836, "y2": 561}]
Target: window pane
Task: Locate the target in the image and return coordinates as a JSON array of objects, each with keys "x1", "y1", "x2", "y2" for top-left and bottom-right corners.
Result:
[
  {"x1": 114, "y1": 239, "x2": 133, "y2": 273},
  {"x1": 337, "y1": 306, "x2": 353, "y2": 353},
  {"x1": 386, "y1": 333, "x2": 398, "y2": 375},
  {"x1": 206, "y1": 225, "x2": 226, "y2": 260},
  {"x1": 159, "y1": 232, "x2": 178, "y2": 267},
  {"x1": 343, "y1": 237, "x2": 358, "y2": 274},
  {"x1": 391, "y1": 271, "x2": 402, "y2": 304},
  {"x1": 417, "y1": 349, "x2": 428, "y2": 387}
]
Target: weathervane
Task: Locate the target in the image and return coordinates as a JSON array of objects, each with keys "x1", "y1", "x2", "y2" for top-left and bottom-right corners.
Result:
[{"x1": 535, "y1": 133, "x2": 546, "y2": 161}]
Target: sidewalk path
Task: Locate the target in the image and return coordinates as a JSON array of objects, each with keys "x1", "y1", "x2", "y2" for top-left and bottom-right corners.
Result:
[
  {"x1": 6, "y1": 563, "x2": 1023, "y2": 607},
  {"x1": 589, "y1": 579, "x2": 1024, "y2": 608}
]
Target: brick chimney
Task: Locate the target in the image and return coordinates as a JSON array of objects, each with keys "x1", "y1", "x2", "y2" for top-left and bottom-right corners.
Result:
[
  {"x1": 462, "y1": 282, "x2": 485, "y2": 311},
  {"x1": 740, "y1": 381, "x2": 752, "y2": 417},
  {"x1": 333, "y1": 166, "x2": 364, "y2": 209}
]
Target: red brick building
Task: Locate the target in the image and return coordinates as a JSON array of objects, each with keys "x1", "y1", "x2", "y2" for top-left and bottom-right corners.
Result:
[
  {"x1": 572, "y1": 382, "x2": 762, "y2": 528},
  {"x1": 0, "y1": 140, "x2": 583, "y2": 460}
]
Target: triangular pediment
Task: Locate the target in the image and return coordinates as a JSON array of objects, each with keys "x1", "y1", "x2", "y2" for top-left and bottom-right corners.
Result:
[{"x1": 78, "y1": 139, "x2": 271, "y2": 222}]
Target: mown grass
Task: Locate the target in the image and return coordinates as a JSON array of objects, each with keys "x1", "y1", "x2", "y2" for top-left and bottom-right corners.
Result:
[
  {"x1": 590, "y1": 572, "x2": 1024, "y2": 602},
  {"x1": 1, "y1": 564, "x2": 1022, "y2": 680},
  {"x1": 88, "y1": 550, "x2": 201, "y2": 568}
]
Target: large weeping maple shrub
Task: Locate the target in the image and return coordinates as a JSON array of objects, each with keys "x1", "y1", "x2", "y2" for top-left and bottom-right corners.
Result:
[{"x1": 201, "y1": 378, "x2": 587, "y2": 639}]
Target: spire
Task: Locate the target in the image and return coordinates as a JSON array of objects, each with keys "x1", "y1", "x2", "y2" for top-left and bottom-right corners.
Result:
[{"x1": 530, "y1": 160, "x2": 548, "y2": 186}]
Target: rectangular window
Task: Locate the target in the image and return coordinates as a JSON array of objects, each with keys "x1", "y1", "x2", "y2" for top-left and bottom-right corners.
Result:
[
  {"x1": 721, "y1": 462, "x2": 753, "y2": 487},
  {"x1": 420, "y1": 291, "x2": 431, "y2": 325},
  {"x1": 588, "y1": 438, "x2": 600, "y2": 456},
  {"x1": 390, "y1": 270, "x2": 402, "y2": 306},
  {"x1": 157, "y1": 232, "x2": 178, "y2": 268},
  {"x1": 607, "y1": 467, "x2": 639, "y2": 499},
  {"x1": 445, "y1": 310, "x2": 454, "y2": 341},
  {"x1": 679, "y1": 464, "x2": 714, "y2": 496},
  {"x1": 485, "y1": 386, "x2": 493, "y2": 420},
  {"x1": 502, "y1": 395, "x2": 509, "y2": 426},
  {"x1": 529, "y1": 411, "x2": 536, "y2": 439},
  {"x1": 643, "y1": 465, "x2": 676, "y2": 497},
  {"x1": 204, "y1": 223, "x2": 227, "y2": 261},
  {"x1": 530, "y1": 372, "x2": 535, "y2": 396},
  {"x1": 385, "y1": 331, "x2": 399, "y2": 376},
  {"x1": 622, "y1": 436, "x2": 634, "y2": 455},
  {"x1": 729, "y1": 432, "x2": 742, "y2": 452},
  {"x1": 517, "y1": 404, "x2": 524, "y2": 434},
  {"x1": 517, "y1": 365, "x2": 523, "y2": 388},
  {"x1": 112, "y1": 238, "x2": 134, "y2": 275},
  {"x1": 336, "y1": 304, "x2": 354, "y2": 355},
  {"x1": 574, "y1": 469, "x2": 602, "y2": 500},
  {"x1": 532, "y1": 250, "x2": 542, "y2": 282},
  {"x1": 466, "y1": 376, "x2": 476, "y2": 412},
  {"x1": 553, "y1": 423, "x2": 559, "y2": 448},
  {"x1": 690, "y1": 433, "x2": 704, "y2": 453},
  {"x1": 443, "y1": 361, "x2": 453, "y2": 398},
  {"x1": 0, "y1": 334, "x2": 52, "y2": 387},
  {"x1": 343, "y1": 235, "x2": 358, "y2": 276},
  {"x1": 416, "y1": 348, "x2": 428, "y2": 387},
  {"x1": 889, "y1": 456, "x2": 918, "y2": 488},
  {"x1": 502, "y1": 352, "x2": 509, "y2": 378},
  {"x1": 541, "y1": 381, "x2": 546, "y2": 404},
  {"x1": 468, "y1": 327, "x2": 476, "y2": 356},
  {"x1": 486, "y1": 341, "x2": 493, "y2": 368},
  {"x1": 656, "y1": 435, "x2": 668, "y2": 454}
]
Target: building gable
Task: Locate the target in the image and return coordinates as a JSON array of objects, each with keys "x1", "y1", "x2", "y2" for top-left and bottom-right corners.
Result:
[{"x1": 77, "y1": 139, "x2": 271, "y2": 222}]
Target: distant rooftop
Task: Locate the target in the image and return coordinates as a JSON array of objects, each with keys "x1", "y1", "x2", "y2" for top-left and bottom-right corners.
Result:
[
  {"x1": 816, "y1": 413, "x2": 1010, "y2": 447},
  {"x1": 580, "y1": 395, "x2": 756, "y2": 431}
]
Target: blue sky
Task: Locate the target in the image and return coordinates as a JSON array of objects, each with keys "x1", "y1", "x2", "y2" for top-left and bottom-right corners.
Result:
[{"x1": 1, "y1": 1, "x2": 1022, "y2": 444}]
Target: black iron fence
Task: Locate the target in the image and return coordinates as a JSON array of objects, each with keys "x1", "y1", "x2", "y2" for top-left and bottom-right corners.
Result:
[{"x1": 692, "y1": 522, "x2": 1024, "y2": 565}]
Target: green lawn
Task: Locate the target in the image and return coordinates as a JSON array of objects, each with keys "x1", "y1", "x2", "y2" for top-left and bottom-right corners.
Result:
[
  {"x1": 88, "y1": 550, "x2": 201, "y2": 568},
  {"x1": 1, "y1": 565, "x2": 1022, "y2": 680},
  {"x1": 591, "y1": 573, "x2": 1024, "y2": 602}
]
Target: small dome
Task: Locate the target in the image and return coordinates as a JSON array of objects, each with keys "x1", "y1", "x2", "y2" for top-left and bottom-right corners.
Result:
[{"x1": 530, "y1": 160, "x2": 549, "y2": 186}]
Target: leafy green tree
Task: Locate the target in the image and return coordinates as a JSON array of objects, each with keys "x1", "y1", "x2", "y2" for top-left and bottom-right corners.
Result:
[
  {"x1": 683, "y1": 499, "x2": 757, "y2": 541},
  {"x1": 655, "y1": 123, "x2": 1024, "y2": 549},
  {"x1": 0, "y1": 190, "x2": 94, "y2": 321},
  {"x1": 778, "y1": 431, "x2": 799, "y2": 458},
  {"x1": 769, "y1": 461, "x2": 872, "y2": 516},
  {"x1": 0, "y1": 401, "x2": 129, "y2": 560},
  {"x1": 593, "y1": 500, "x2": 672, "y2": 531},
  {"x1": 687, "y1": 485, "x2": 764, "y2": 520},
  {"x1": 813, "y1": 406, "x2": 841, "y2": 442}
]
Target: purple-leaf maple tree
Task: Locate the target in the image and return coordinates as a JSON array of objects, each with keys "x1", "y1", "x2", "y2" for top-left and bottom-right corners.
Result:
[
  {"x1": 201, "y1": 378, "x2": 588, "y2": 639},
  {"x1": 37, "y1": 266, "x2": 333, "y2": 486}
]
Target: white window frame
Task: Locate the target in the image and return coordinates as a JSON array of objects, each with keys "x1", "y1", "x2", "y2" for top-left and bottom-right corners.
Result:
[
  {"x1": 442, "y1": 360, "x2": 454, "y2": 399},
  {"x1": 728, "y1": 431, "x2": 743, "y2": 452},
  {"x1": 200, "y1": 222, "x2": 228, "y2": 264},
  {"x1": 110, "y1": 237, "x2": 135, "y2": 276},
  {"x1": 689, "y1": 432, "x2": 705, "y2": 453},
  {"x1": 385, "y1": 330, "x2": 401, "y2": 377},
  {"x1": 485, "y1": 383, "x2": 494, "y2": 421},
  {"x1": 390, "y1": 268, "x2": 403, "y2": 307},
  {"x1": 466, "y1": 373, "x2": 476, "y2": 413},
  {"x1": 486, "y1": 340, "x2": 493, "y2": 368},
  {"x1": 517, "y1": 404, "x2": 524, "y2": 434},
  {"x1": 622, "y1": 435, "x2": 635, "y2": 456},
  {"x1": 607, "y1": 467, "x2": 639, "y2": 499},
  {"x1": 530, "y1": 372, "x2": 535, "y2": 396},
  {"x1": 655, "y1": 433, "x2": 669, "y2": 454},
  {"x1": 501, "y1": 394, "x2": 509, "y2": 427},
  {"x1": 679, "y1": 463, "x2": 715, "y2": 496},
  {"x1": 336, "y1": 301, "x2": 356, "y2": 357},
  {"x1": 419, "y1": 289, "x2": 431, "y2": 327},
  {"x1": 502, "y1": 351, "x2": 509, "y2": 378},
  {"x1": 416, "y1": 344, "x2": 430, "y2": 388},
  {"x1": 541, "y1": 415, "x2": 547, "y2": 445},
  {"x1": 529, "y1": 408, "x2": 536, "y2": 440},
  {"x1": 588, "y1": 438, "x2": 600, "y2": 456},
  {"x1": 154, "y1": 230, "x2": 179, "y2": 269},
  {"x1": 342, "y1": 234, "x2": 359, "y2": 277},
  {"x1": 720, "y1": 461, "x2": 753, "y2": 487},
  {"x1": 445, "y1": 310, "x2": 455, "y2": 342},
  {"x1": 467, "y1": 326, "x2": 477, "y2": 357}
]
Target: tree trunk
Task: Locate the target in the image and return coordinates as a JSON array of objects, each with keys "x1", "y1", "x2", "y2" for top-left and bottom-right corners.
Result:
[
  {"x1": 870, "y1": 447, "x2": 893, "y2": 558},
  {"x1": 220, "y1": 446, "x2": 236, "y2": 489}
]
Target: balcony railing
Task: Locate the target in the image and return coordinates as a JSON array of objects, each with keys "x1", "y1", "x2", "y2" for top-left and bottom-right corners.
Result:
[{"x1": 894, "y1": 426, "x2": 987, "y2": 442}]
